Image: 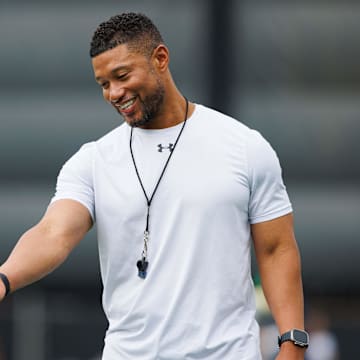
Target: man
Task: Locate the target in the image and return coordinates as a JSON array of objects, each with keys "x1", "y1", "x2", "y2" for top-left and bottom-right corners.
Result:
[{"x1": 0, "y1": 13, "x2": 308, "y2": 359}]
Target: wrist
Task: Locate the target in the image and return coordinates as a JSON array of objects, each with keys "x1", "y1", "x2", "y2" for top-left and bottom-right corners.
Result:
[
  {"x1": 278, "y1": 341, "x2": 306, "y2": 359},
  {"x1": 0, "y1": 273, "x2": 11, "y2": 300},
  {"x1": 0, "y1": 281, "x2": 6, "y2": 301},
  {"x1": 278, "y1": 328, "x2": 309, "y2": 349}
]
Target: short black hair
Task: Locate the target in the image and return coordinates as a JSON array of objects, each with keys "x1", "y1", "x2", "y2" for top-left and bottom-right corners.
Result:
[{"x1": 90, "y1": 13, "x2": 164, "y2": 58}]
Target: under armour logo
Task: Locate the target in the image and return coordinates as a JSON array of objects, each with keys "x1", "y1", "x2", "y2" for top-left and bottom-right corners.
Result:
[{"x1": 157, "y1": 143, "x2": 174, "y2": 152}]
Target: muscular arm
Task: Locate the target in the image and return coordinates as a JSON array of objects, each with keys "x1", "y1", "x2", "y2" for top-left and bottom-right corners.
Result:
[
  {"x1": 0, "y1": 199, "x2": 93, "y2": 300},
  {"x1": 252, "y1": 213, "x2": 305, "y2": 359}
]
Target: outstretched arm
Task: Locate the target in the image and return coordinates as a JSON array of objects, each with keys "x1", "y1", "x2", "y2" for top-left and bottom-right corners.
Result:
[
  {"x1": 0, "y1": 199, "x2": 93, "y2": 300},
  {"x1": 252, "y1": 213, "x2": 306, "y2": 360}
]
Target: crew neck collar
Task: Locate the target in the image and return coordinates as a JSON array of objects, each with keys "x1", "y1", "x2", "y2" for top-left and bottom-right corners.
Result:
[{"x1": 129, "y1": 104, "x2": 199, "y2": 136}]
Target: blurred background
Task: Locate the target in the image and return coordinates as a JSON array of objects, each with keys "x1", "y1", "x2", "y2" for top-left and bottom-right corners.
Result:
[{"x1": 1, "y1": 0, "x2": 359, "y2": 359}]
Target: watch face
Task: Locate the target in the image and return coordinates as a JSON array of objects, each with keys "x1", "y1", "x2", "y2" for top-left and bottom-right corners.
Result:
[{"x1": 293, "y1": 329, "x2": 309, "y2": 344}]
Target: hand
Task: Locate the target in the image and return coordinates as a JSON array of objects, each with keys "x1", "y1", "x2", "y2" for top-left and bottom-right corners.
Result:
[{"x1": 275, "y1": 342, "x2": 306, "y2": 360}]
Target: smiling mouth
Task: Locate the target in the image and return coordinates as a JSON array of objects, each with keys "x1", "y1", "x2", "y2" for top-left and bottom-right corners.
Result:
[{"x1": 115, "y1": 97, "x2": 136, "y2": 112}]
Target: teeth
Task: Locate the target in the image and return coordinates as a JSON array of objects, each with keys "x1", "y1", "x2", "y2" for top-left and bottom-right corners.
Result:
[{"x1": 118, "y1": 98, "x2": 135, "y2": 110}]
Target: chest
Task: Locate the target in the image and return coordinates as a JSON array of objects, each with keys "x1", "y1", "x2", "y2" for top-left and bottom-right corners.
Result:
[{"x1": 93, "y1": 128, "x2": 250, "y2": 223}]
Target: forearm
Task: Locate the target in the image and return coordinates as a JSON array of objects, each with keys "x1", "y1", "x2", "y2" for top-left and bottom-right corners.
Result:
[
  {"x1": 259, "y1": 244, "x2": 304, "y2": 333},
  {"x1": 252, "y1": 214, "x2": 306, "y2": 359},
  {"x1": 0, "y1": 225, "x2": 73, "y2": 299},
  {"x1": 258, "y1": 242, "x2": 305, "y2": 359},
  {"x1": 0, "y1": 200, "x2": 92, "y2": 300}
]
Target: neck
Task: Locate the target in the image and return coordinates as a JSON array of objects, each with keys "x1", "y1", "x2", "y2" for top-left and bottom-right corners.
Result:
[{"x1": 138, "y1": 88, "x2": 195, "y2": 130}]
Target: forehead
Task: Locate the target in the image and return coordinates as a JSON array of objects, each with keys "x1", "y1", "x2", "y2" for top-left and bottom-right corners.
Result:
[{"x1": 92, "y1": 44, "x2": 147, "y2": 78}]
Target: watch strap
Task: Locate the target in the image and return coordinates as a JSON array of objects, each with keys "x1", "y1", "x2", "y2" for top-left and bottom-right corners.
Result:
[
  {"x1": 278, "y1": 329, "x2": 309, "y2": 348},
  {"x1": 278, "y1": 331, "x2": 292, "y2": 345},
  {"x1": 0, "y1": 273, "x2": 11, "y2": 297}
]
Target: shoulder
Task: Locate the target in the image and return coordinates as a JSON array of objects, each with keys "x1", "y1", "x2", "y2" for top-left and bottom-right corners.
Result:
[
  {"x1": 81, "y1": 122, "x2": 129, "y2": 161},
  {"x1": 194, "y1": 104, "x2": 282, "y2": 174},
  {"x1": 246, "y1": 130, "x2": 284, "y2": 193},
  {"x1": 193, "y1": 104, "x2": 272, "y2": 151},
  {"x1": 96, "y1": 122, "x2": 128, "y2": 148},
  {"x1": 62, "y1": 123, "x2": 128, "y2": 166},
  {"x1": 245, "y1": 129, "x2": 276, "y2": 157},
  {"x1": 194, "y1": 104, "x2": 252, "y2": 136}
]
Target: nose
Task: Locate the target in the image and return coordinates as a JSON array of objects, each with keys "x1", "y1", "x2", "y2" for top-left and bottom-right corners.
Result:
[{"x1": 107, "y1": 83, "x2": 125, "y2": 104}]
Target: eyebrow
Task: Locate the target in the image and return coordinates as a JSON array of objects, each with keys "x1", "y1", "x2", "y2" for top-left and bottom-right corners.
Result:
[{"x1": 95, "y1": 65, "x2": 130, "y2": 82}]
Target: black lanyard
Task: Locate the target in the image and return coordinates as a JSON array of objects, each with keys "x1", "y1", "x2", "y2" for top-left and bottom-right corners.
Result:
[{"x1": 129, "y1": 97, "x2": 189, "y2": 279}]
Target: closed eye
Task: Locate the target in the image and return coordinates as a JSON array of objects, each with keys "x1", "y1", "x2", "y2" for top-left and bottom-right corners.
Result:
[
  {"x1": 100, "y1": 82, "x2": 109, "y2": 89},
  {"x1": 116, "y1": 73, "x2": 128, "y2": 80}
]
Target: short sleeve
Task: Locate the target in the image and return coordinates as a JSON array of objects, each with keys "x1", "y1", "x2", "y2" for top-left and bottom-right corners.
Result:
[
  {"x1": 247, "y1": 130, "x2": 292, "y2": 224},
  {"x1": 50, "y1": 142, "x2": 95, "y2": 221}
]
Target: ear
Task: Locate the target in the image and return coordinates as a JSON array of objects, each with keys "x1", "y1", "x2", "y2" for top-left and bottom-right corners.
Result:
[{"x1": 152, "y1": 44, "x2": 169, "y2": 72}]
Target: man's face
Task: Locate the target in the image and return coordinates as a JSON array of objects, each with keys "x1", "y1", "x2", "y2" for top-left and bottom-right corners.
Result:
[{"x1": 92, "y1": 44, "x2": 165, "y2": 128}]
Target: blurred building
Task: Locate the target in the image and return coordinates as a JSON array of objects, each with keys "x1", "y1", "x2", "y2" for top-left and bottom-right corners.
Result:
[{"x1": 1, "y1": 0, "x2": 359, "y2": 358}]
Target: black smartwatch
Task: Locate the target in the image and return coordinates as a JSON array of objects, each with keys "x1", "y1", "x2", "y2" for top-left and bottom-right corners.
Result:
[{"x1": 278, "y1": 329, "x2": 309, "y2": 348}]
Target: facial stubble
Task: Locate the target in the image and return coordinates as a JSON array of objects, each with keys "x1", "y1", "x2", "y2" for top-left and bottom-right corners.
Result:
[{"x1": 125, "y1": 78, "x2": 165, "y2": 128}]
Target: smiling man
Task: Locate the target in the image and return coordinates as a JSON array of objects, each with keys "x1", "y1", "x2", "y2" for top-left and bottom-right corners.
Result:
[{"x1": 0, "y1": 13, "x2": 308, "y2": 360}]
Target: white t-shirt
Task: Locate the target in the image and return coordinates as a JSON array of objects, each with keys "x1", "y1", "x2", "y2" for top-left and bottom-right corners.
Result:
[{"x1": 51, "y1": 104, "x2": 292, "y2": 360}]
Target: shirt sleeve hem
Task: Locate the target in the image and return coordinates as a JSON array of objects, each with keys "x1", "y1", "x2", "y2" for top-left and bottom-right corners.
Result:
[
  {"x1": 249, "y1": 205, "x2": 293, "y2": 224},
  {"x1": 49, "y1": 196, "x2": 95, "y2": 222}
]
